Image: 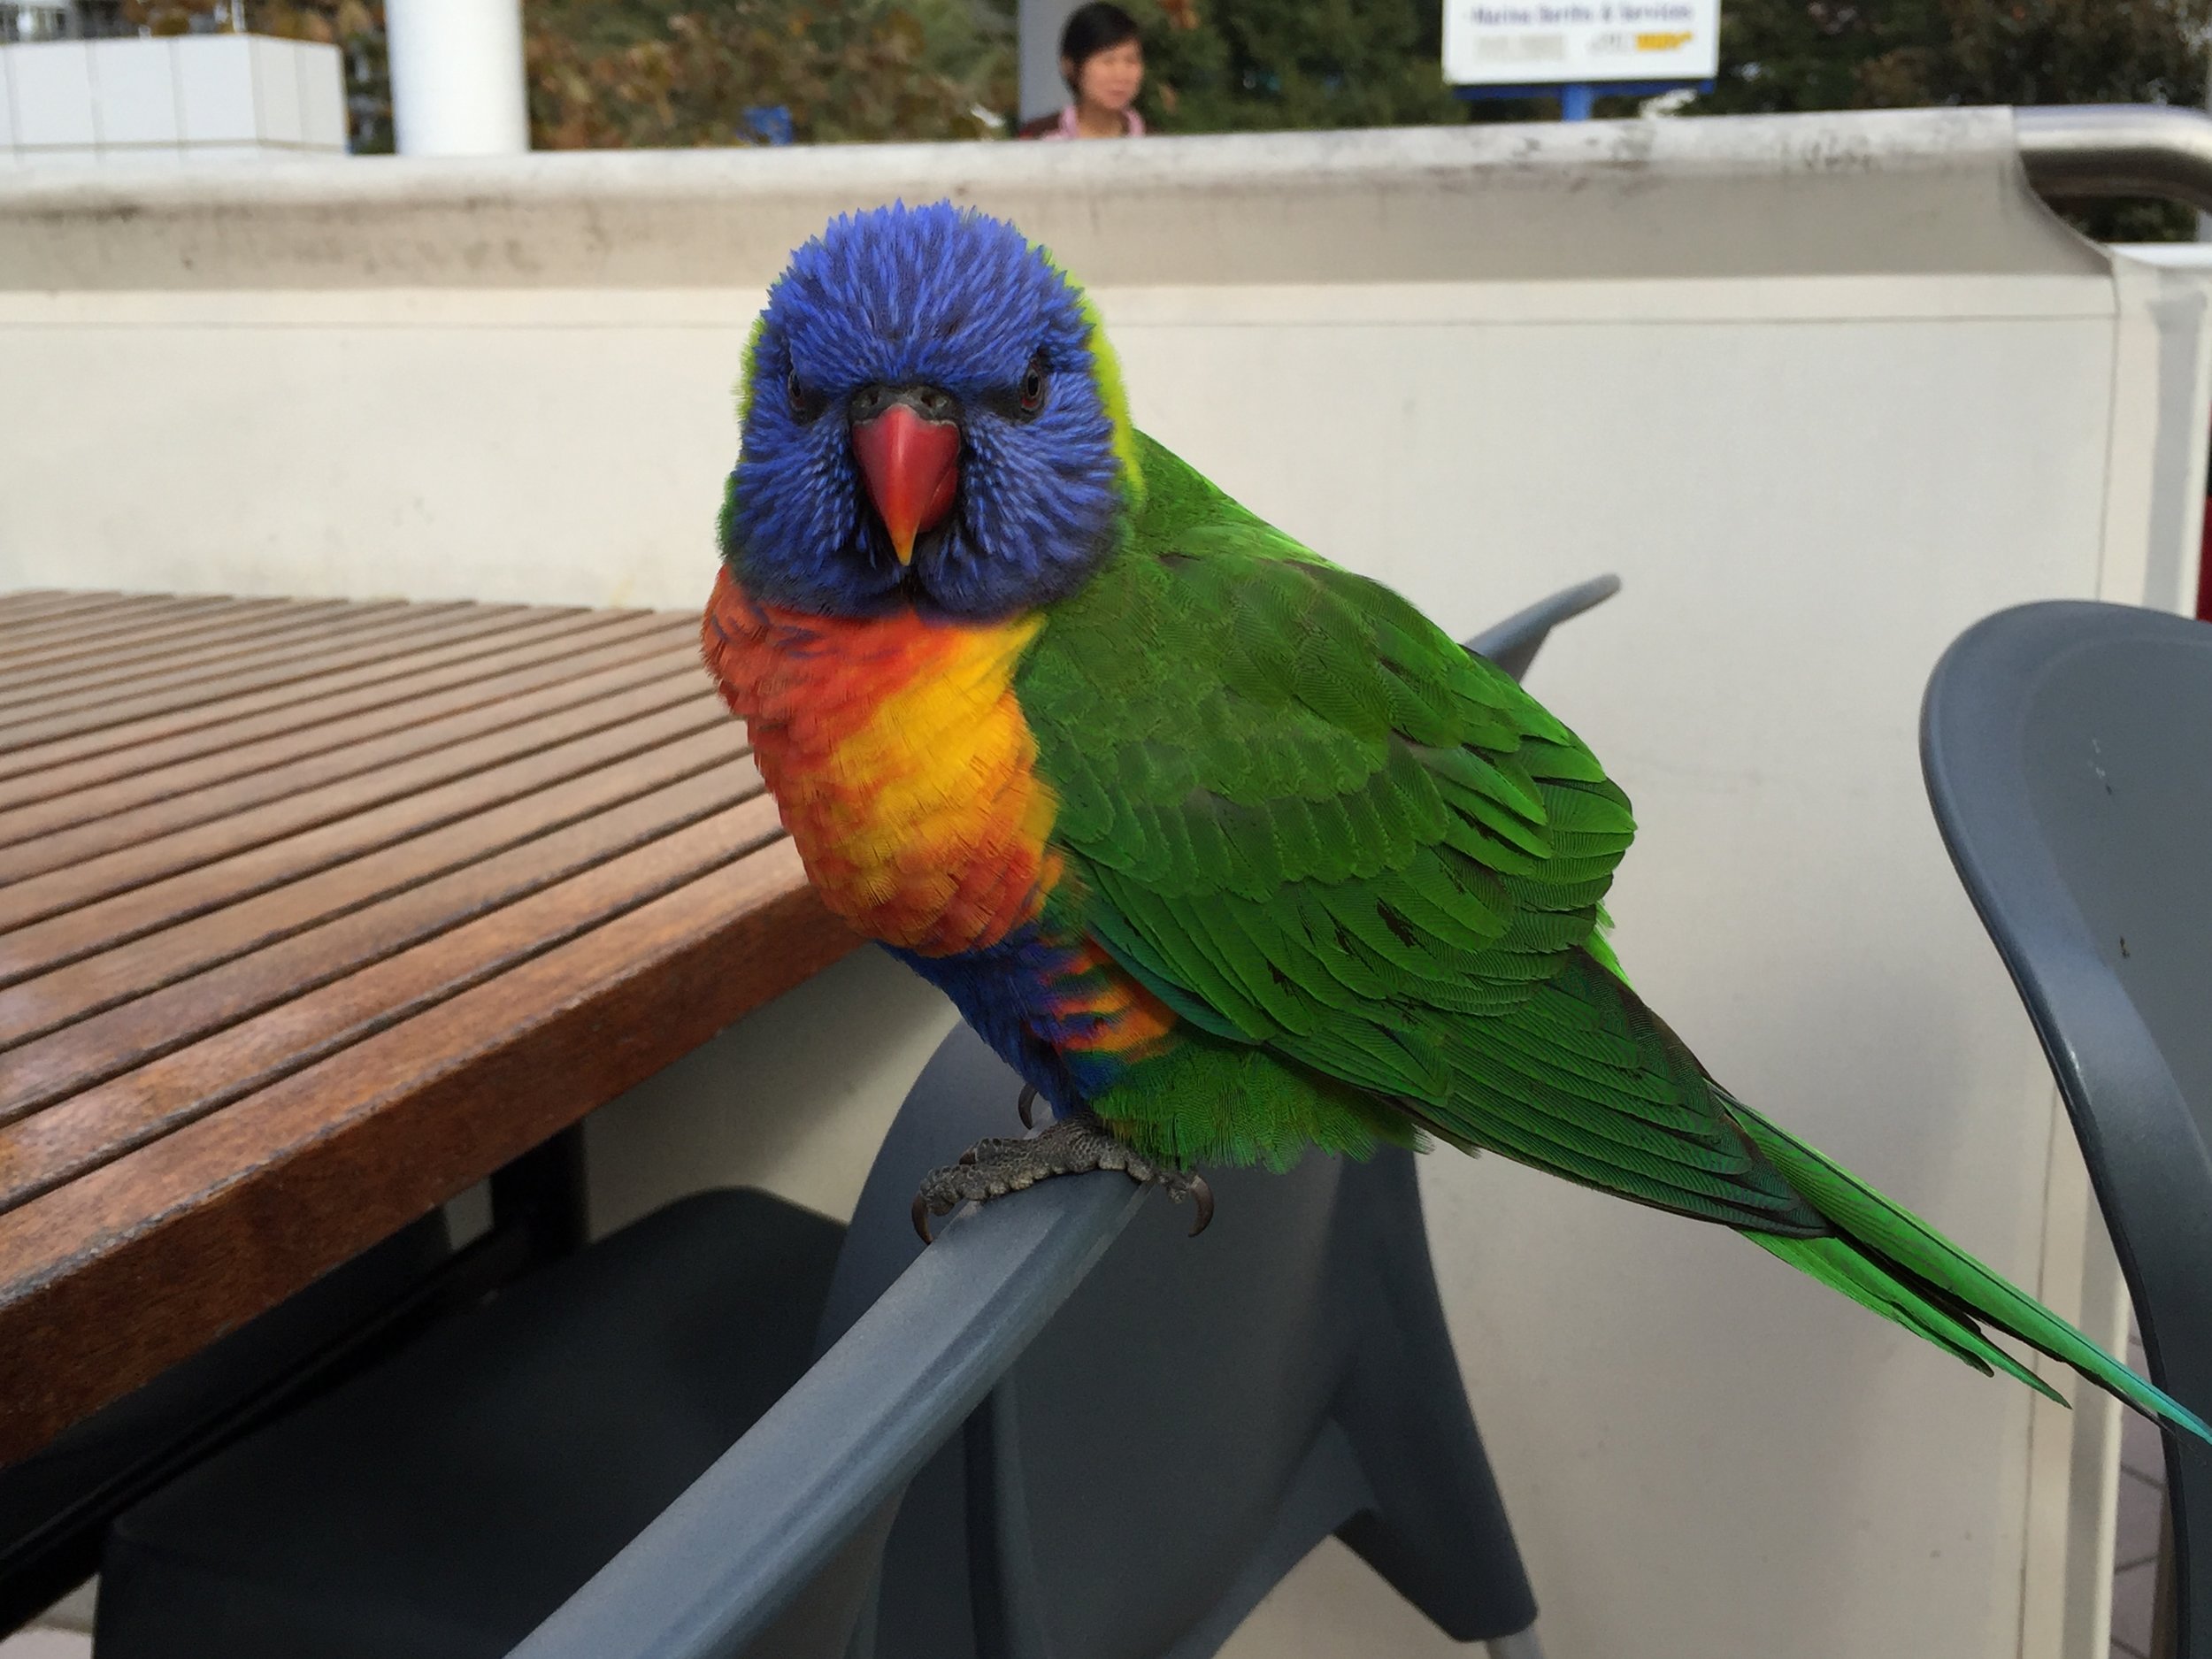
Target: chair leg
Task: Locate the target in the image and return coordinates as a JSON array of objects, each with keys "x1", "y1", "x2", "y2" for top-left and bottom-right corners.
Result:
[
  {"x1": 1329, "y1": 1148, "x2": 1538, "y2": 1643},
  {"x1": 1486, "y1": 1627, "x2": 1545, "y2": 1659}
]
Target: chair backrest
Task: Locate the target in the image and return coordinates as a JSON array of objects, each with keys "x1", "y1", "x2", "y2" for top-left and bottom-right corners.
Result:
[
  {"x1": 1922, "y1": 599, "x2": 2212, "y2": 1658},
  {"x1": 511, "y1": 574, "x2": 1614, "y2": 1659},
  {"x1": 1463, "y1": 572, "x2": 1620, "y2": 680}
]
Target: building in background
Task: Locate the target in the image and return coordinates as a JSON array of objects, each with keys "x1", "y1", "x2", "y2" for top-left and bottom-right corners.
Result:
[{"x1": 0, "y1": 22, "x2": 346, "y2": 163}]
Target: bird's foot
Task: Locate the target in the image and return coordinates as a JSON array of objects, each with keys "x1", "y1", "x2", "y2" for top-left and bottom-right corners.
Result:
[{"x1": 911, "y1": 1110, "x2": 1213, "y2": 1243}]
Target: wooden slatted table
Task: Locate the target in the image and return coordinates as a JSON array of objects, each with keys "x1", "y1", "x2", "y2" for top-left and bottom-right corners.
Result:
[{"x1": 0, "y1": 588, "x2": 857, "y2": 1465}]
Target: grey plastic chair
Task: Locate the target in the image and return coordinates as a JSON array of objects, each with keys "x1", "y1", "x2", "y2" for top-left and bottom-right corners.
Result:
[
  {"x1": 96, "y1": 1189, "x2": 849, "y2": 1659},
  {"x1": 846, "y1": 1029, "x2": 1537, "y2": 1659},
  {"x1": 96, "y1": 577, "x2": 1616, "y2": 1659},
  {"x1": 1922, "y1": 599, "x2": 2212, "y2": 1659}
]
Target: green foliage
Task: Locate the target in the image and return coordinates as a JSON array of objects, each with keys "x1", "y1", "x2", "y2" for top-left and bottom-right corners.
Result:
[
  {"x1": 1125, "y1": 0, "x2": 1470, "y2": 132},
  {"x1": 1701, "y1": 0, "x2": 2210, "y2": 114},
  {"x1": 1694, "y1": 0, "x2": 1944, "y2": 114},
  {"x1": 1693, "y1": 0, "x2": 2212, "y2": 239},
  {"x1": 524, "y1": 0, "x2": 1015, "y2": 148},
  {"x1": 526, "y1": 0, "x2": 676, "y2": 51}
]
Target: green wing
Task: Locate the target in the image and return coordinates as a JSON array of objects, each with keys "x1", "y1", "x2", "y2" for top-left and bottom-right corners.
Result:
[{"x1": 1022, "y1": 434, "x2": 1822, "y2": 1235}]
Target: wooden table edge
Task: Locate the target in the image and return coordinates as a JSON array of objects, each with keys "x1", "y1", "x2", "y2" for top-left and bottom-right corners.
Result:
[{"x1": 0, "y1": 859, "x2": 860, "y2": 1468}]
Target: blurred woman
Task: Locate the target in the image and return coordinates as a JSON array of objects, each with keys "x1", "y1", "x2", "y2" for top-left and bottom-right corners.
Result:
[{"x1": 1019, "y1": 3, "x2": 1145, "y2": 140}]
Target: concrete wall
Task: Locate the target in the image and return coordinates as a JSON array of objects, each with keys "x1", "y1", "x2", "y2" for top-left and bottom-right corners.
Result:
[{"x1": 2, "y1": 111, "x2": 2207, "y2": 1658}]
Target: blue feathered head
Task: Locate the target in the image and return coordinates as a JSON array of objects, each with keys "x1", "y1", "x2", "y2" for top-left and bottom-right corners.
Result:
[{"x1": 720, "y1": 203, "x2": 1138, "y2": 619}]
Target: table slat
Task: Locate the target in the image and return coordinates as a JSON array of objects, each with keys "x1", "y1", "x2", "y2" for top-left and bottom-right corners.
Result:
[
  {"x1": 0, "y1": 645, "x2": 703, "y2": 883},
  {"x1": 0, "y1": 724, "x2": 747, "y2": 1048},
  {"x1": 0, "y1": 758, "x2": 763, "y2": 1125},
  {"x1": 0, "y1": 602, "x2": 501, "y2": 751},
  {"x1": 0, "y1": 788, "x2": 788, "y2": 1213},
  {"x1": 0, "y1": 592, "x2": 207, "y2": 647},
  {"x1": 0, "y1": 607, "x2": 655, "y2": 793},
  {"x1": 0, "y1": 612, "x2": 694, "y2": 846},
  {"x1": 0, "y1": 596, "x2": 358, "y2": 691},
  {"x1": 0, "y1": 694, "x2": 728, "y2": 955},
  {"x1": 0, "y1": 591, "x2": 108, "y2": 623}
]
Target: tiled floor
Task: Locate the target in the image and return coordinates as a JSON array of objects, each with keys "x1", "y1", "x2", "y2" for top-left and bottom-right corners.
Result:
[
  {"x1": 0, "y1": 1632, "x2": 87, "y2": 1658},
  {"x1": 2113, "y1": 1324, "x2": 2168, "y2": 1659},
  {"x1": 0, "y1": 1579, "x2": 90, "y2": 1657}
]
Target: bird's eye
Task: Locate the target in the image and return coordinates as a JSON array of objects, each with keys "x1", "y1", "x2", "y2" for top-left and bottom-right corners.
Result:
[
  {"x1": 1018, "y1": 357, "x2": 1047, "y2": 416},
  {"x1": 785, "y1": 364, "x2": 822, "y2": 422}
]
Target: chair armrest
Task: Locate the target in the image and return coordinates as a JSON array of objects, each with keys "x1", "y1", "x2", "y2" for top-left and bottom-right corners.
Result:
[{"x1": 509, "y1": 1174, "x2": 1147, "y2": 1659}]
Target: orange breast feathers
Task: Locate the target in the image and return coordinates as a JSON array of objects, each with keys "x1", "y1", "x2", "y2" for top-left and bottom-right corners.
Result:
[{"x1": 701, "y1": 567, "x2": 1064, "y2": 956}]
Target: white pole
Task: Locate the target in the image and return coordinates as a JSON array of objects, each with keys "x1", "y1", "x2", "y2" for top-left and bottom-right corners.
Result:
[{"x1": 385, "y1": 0, "x2": 529, "y2": 157}]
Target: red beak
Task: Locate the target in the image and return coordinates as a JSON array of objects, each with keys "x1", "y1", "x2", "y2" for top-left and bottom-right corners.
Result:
[{"x1": 851, "y1": 403, "x2": 961, "y2": 565}]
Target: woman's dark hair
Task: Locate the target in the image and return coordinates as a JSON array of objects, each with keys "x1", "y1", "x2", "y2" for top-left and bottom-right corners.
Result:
[{"x1": 1059, "y1": 3, "x2": 1141, "y2": 91}]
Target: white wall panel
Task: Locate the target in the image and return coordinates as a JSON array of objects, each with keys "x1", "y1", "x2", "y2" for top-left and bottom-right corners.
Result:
[
  {"x1": 88, "y1": 39, "x2": 179, "y2": 150},
  {"x1": 9, "y1": 41, "x2": 93, "y2": 150},
  {"x1": 170, "y1": 34, "x2": 256, "y2": 146}
]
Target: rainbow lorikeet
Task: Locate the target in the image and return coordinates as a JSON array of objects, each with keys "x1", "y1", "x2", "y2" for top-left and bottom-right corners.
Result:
[{"x1": 703, "y1": 202, "x2": 2206, "y2": 1440}]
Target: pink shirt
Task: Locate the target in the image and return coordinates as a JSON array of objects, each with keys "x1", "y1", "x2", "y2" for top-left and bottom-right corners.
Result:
[{"x1": 1039, "y1": 104, "x2": 1145, "y2": 139}]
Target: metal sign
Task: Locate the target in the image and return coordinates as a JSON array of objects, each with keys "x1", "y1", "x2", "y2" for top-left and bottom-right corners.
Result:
[{"x1": 1443, "y1": 0, "x2": 1720, "y2": 88}]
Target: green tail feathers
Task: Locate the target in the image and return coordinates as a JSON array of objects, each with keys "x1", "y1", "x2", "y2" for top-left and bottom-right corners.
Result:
[{"x1": 1730, "y1": 1101, "x2": 2210, "y2": 1444}]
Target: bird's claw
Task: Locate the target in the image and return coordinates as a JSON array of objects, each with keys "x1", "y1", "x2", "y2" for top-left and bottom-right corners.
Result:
[
  {"x1": 1017, "y1": 1083, "x2": 1038, "y2": 1130},
  {"x1": 1172, "y1": 1170, "x2": 1215, "y2": 1238},
  {"x1": 909, "y1": 1111, "x2": 1214, "y2": 1243}
]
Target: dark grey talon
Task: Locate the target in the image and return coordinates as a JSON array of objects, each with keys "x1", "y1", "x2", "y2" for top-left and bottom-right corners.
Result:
[
  {"x1": 1182, "y1": 1172, "x2": 1214, "y2": 1237},
  {"x1": 910, "y1": 1111, "x2": 1214, "y2": 1245},
  {"x1": 1017, "y1": 1084, "x2": 1038, "y2": 1129}
]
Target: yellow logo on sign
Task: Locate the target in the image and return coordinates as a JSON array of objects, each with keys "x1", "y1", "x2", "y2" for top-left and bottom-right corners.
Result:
[{"x1": 1636, "y1": 30, "x2": 1694, "y2": 49}]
